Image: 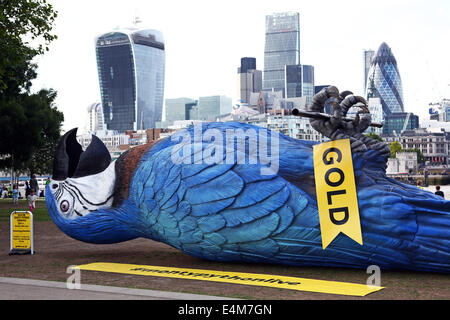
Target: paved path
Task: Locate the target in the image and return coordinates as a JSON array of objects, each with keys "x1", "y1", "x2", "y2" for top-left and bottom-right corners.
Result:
[{"x1": 0, "y1": 277, "x2": 237, "y2": 300}]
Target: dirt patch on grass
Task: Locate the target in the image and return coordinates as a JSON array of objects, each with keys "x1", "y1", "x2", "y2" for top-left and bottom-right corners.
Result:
[{"x1": 0, "y1": 201, "x2": 449, "y2": 300}]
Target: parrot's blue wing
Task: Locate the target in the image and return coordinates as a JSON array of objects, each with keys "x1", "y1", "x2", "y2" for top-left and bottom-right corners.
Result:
[
  {"x1": 128, "y1": 122, "x2": 450, "y2": 272},
  {"x1": 129, "y1": 124, "x2": 318, "y2": 263},
  {"x1": 129, "y1": 124, "x2": 365, "y2": 267}
]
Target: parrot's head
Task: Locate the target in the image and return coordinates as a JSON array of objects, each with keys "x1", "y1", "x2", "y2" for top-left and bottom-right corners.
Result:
[
  {"x1": 47, "y1": 128, "x2": 115, "y2": 219},
  {"x1": 45, "y1": 128, "x2": 136, "y2": 243}
]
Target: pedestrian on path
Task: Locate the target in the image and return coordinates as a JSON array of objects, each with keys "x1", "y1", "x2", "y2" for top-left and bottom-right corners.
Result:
[
  {"x1": 29, "y1": 174, "x2": 39, "y2": 197},
  {"x1": 12, "y1": 184, "x2": 19, "y2": 206},
  {"x1": 435, "y1": 186, "x2": 445, "y2": 199},
  {"x1": 27, "y1": 189, "x2": 38, "y2": 213}
]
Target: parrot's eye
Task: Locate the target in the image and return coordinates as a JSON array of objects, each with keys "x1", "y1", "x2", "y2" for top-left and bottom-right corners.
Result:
[
  {"x1": 60, "y1": 200, "x2": 70, "y2": 212},
  {"x1": 52, "y1": 184, "x2": 58, "y2": 189}
]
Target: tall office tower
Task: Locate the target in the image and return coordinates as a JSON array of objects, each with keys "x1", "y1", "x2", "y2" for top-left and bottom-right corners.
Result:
[
  {"x1": 366, "y1": 97, "x2": 383, "y2": 135},
  {"x1": 365, "y1": 42, "x2": 404, "y2": 117},
  {"x1": 284, "y1": 64, "x2": 302, "y2": 98},
  {"x1": 237, "y1": 57, "x2": 262, "y2": 103},
  {"x1": 239, "y1": 57, "x2": 256, "y2": 73},
  {"x1": 302, "y1": 64, "x2": 315, "y2": 105},
  {"x1": 87, "y1": 102, "x2": 106, "y2": 132},
  {"x1": 95, "y1": 27, "x2": 165, "y2": 132},
  {"x1": 363, "y1": 49, "x2": 375, "y2": 95},
  {"x1": 263, "y1": 12, "x2": 300, "y2": 96}
]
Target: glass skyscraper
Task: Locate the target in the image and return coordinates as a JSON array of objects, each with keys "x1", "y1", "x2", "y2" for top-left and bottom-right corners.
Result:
[
  {"x1": 284, "y1": 64, "x2": 302, "y2": 98},
  {"x1": 263, "y1": 12, "x2": 300, "y2": 96},
  {"x1": 87, "y1": 102, "x2": 105, "y2": 132},
  {"x1": 95, "y1": 27, "x2": 165, "y2": 132},
  {"x1": 363, "y1": 49, "x2": 375, "y2": 95},
  {"x1": 238, "y1": 57, "x2": 262, "y2": 104},
  {"x1": 383, "y1": 112, "x2": 419, "y2": 135},
  {"x1": 302, "y1": 65, "x2": 315, "y2": 106},
  {"x1": 238, "y1": 57, "x2": 257, "y2": 73},
  {"x1": 365, "y1": 42, "x2": 404, "y2": 117}
]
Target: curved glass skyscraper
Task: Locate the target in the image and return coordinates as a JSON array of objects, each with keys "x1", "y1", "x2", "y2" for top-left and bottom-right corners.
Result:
[
  {"x1": 365, "y1": 42, "x2": 404, "y2": 116},
  {"x1": 95, "y1": 28, "x2": 165, "y2": 131}
]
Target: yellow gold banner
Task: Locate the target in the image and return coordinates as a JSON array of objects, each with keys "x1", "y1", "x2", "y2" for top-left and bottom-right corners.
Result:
[
  {"x1": 313, "y1": 139, "x2": 363, "y2": 249},
  {"x1": 75, "y1": 262, "x2": 383, "y2": 296}
]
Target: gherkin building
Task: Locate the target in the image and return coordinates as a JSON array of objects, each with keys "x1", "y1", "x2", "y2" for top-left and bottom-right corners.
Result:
[{"x1": 365, "y1": 42, "x2": 404, "y2": 117}]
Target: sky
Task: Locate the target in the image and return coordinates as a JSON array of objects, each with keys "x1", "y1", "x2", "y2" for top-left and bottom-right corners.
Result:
[{"x1": 31, "y1": 0, "x2": 450, "y2": 133}]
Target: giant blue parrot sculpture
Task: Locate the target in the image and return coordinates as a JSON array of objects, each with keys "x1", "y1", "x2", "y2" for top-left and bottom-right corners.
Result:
[{"x1": 46, "y1": 86, "x2": 450, "y2": 273}]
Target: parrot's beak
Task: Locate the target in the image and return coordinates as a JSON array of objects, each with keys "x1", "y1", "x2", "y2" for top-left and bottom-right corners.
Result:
[{"x1": 52, "y1": 128, "x2": 111, "y2": 181}]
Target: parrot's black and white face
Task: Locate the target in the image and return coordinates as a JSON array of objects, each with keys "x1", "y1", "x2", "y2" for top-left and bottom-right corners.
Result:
[
  {"x1": 48, "y1": 162, "x2": 116, "y2": 219},
  {"x1": 48, "y1": 128, "x2": 115, "y2": 220}
]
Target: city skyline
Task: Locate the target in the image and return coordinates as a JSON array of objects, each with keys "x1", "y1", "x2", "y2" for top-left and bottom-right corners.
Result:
[{"x1": 31, "y1": 0, "x2": 450, "y2": 132}]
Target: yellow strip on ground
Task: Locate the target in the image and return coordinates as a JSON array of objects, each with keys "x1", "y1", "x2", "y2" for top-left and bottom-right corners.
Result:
[{"x1": 75, "y1": 262, "x2": 383, "y2": 296}]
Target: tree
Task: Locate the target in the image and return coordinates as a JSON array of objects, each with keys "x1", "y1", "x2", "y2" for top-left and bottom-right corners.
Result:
[
  {"x1": 0, "y1": 0, "x2": 58, "y2": 94},
  {"x1": 0, "y1": 89, "x2": 64, "y2": 175},
  {"x1": 365, "y1": 132, "x2": 383, "y2": 142},
  {"x1": 0, "y1": 1, "x2": 61, "y2": 179},
  {"x1": 390, "y1": 141, "x2": 402, "y2": 158},
  {"x1": 25, "y1": 90, "x2": 64, "y2": 175}
]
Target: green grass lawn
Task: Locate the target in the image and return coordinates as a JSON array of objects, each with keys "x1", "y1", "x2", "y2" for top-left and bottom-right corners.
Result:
[{"x1": 0, "y1": 198, "x2": 51, "y2": 222}]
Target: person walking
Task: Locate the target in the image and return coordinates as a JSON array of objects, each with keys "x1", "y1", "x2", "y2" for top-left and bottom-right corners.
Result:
[
  {"x1": 29, "y1": 174, "x2": 39, "y2": 197},
  {"x1": 12, "y1": 183, "x2": 19, "y2": 206},
  {"x1": 25, "y1": 181, "x2": 31, "y2": 198},
  {"x1": 1, "y1": 186, "x2": 7, "y2": 198},
  {"x1": 435, "y1": 186, "x2": 445, "y2": 199},
  {"x1": 27, "y1": 189, "x2": 38, "y2": 213},
  {"x1": 417, "y1": 180, "x2": 424, "y2": 190}
]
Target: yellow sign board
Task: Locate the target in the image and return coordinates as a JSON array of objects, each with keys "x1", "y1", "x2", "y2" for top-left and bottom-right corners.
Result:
[
  {"x1": 10, "y1": 211, "x2": 34, "y2": 254},
  {"x1": 76, "y1": 262, "x2": 383, "y2": 296},
  {"x1": 313, "y1": 139, "x2": 363, "y2": 249}
]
